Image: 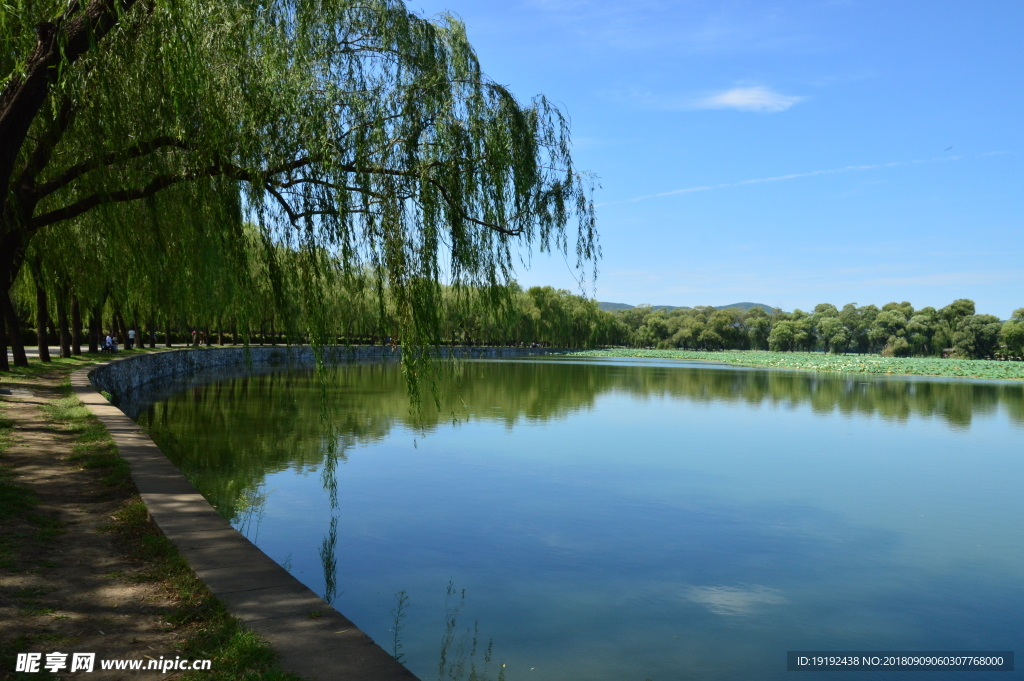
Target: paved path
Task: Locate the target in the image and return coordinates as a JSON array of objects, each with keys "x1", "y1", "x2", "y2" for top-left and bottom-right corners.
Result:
[
  {"x1": 0, "y1": 370, "x2": 185, "y2": 680},
  {"x1": 8, "y1": 344, "x2": 215, "y2": 361}
]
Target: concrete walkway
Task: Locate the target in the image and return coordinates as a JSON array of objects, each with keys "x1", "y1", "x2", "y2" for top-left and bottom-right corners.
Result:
[
  {"x1": 8, "y1": 344, "x2": 194, "y2": 361},
  {"x1": 71, "y1": 361, "x2": 419, "y2": 681}
]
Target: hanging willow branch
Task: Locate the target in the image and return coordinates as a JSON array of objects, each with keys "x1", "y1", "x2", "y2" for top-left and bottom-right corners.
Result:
[{"x1": 1, "y1": 0, "x2": 599, "y2": 388}]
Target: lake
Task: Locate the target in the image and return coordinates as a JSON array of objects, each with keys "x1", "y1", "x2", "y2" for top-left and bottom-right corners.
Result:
[{"x1": 130, "y1": 357, "x2": 1024, "y2": 680}]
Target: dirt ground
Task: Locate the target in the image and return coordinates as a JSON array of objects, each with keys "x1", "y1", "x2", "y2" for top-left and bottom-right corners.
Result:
[{"x1": 0, "y1": 370, "x2": 185, "y2": 680}]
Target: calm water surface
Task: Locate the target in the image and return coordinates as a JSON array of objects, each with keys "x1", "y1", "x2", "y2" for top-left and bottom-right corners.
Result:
[{"x1": 131, "y1": 358, "x2": 1024, "y2": 680}]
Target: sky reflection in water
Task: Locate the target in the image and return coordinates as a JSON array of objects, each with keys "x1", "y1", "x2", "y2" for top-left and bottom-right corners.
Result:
[{"x1": 133, "y1": 358, "x2": 1024, "y2": 680}]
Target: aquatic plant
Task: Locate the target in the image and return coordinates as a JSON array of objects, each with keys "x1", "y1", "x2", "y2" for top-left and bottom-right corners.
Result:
[{"x1": 568, "y1": 349, "x2": 1024, "y2": 381}]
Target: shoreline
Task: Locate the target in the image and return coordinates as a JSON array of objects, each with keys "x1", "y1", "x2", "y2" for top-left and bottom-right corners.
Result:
[
  {"x1": 0, "y1": 351, "x2": 300, "y2": 681},
  {"x1": 566, "y1": 349, "x2": 1024, "y2": 381}
]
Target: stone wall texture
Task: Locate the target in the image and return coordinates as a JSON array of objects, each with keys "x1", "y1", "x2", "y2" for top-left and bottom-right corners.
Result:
[{"x1": 89, "y1": 345, "x2": 555, "y2": 397}]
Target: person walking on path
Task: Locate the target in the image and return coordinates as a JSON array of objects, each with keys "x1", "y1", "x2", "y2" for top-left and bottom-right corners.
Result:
[{"x1": 127, "y1": 328, "x2": 135, "y2": 350}]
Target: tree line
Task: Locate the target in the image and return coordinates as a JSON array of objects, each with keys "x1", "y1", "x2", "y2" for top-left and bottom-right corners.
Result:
[
  {"x1": 0, "y1": 224, "x2": 622, "y2": 369},
  {"x1": 616, "y1": 301, "x2": 1024, "y2": 360},
  {"x1": 8, "y1": 265, "x2": 1024, "y2": 367}
]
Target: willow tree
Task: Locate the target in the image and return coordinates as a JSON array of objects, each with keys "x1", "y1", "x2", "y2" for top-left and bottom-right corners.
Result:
[
  {"x1": 17, "y1": 181, "x2": 255, "y2": 352},
  {"x1": 0, "y1": 0, "x2": 597, "y2": 374}
]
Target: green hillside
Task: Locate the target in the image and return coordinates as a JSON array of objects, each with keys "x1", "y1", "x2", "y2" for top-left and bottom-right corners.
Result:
[{"x1": 598, "y1": 301, "x2": 777, "y2": 313}]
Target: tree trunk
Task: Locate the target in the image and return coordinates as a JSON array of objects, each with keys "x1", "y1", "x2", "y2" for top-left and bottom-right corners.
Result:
[
  {"x1": 165, "y1": 320, "x2": 172, "y2": 347},
  {"x1": 114, "y1": 308, "x2": 128, "y2": 349},
  {"x1": 148, "y1": 317, "x2": 156, "y2": 348},
  {"x1": 55, "y1": 285, "x2": 72, "y2": 358},
  {"x1": 70, "y1": 294, "x2": 82, "y2": 355},
  {"x1": 0, "y1": 2, "x2": 140, "y2": 229},
  {"x1": 48, "y1": 316, "x2": 59, "y2": 351},
  {"x1": 3, "y1": 291, "x2": 28, "y2": 366},
  {"x1": 89, "y1": 305, "x2": 101, "y2": 353},
  {"x1": 35, "y1": 279, "x2": 51, "y2": 362},
  {"x1": 0, "y1": 307, "x2": 9, "y2": 372},
  {"x1": 231, "y1": 321, "x2": 237, "y2": 345}
]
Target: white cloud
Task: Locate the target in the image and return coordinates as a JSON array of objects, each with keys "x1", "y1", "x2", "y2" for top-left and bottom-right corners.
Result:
[
  {"x1": 693, "y1": 85, "x2": 805, "y2": 112},
  {"x1": 684, "y1": 585, "x2": 788, "y2": 616}
]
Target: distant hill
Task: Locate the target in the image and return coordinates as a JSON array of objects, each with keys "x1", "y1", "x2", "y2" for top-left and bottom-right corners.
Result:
[
  {"x1": 596, "y1": 301, "x2": 636, "y2": 311},
  {"x1": 715, "y1": 302, "x2": 778, "y2": 313},
  {"x1": 598, "y1": 301, "x2": 779, "y2": 313},
  {"x1": 597, "y1": 302, "x2": 690, "y2": 312}
]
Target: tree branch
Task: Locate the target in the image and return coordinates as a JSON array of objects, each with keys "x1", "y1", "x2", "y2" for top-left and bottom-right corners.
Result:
[
  {"x1": 0, "y1": 0, "x2": 141, "y2": 220},
  {"x1": 30, "y1": 156, "x2": 300, "y2": 228},
  {"x1": 31, "y1": 154, "x2": 522, "y2": 237},
  {"x1": 32, "y1": 168, "x2": 195, "y2": 228},
  {"x1": 35, "y1": 136, "x2": 194, "y2": 199},
  {"x1": 271, "y1": 176, "x2": 392, "y2": 203},
  {"x1": 263, "y1": 183, "x2": 361, "y2": 223},
  {"x1": 14, "y1": 95, "x2": 77, "y2": 195},
  {"x1": 426, "y1": 178, "x2": 523, "y2": 237}
]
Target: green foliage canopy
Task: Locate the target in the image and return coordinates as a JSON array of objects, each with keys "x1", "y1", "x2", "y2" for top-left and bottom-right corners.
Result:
[
  {"x1": 611, "y1": 299, "x2": 1023, "y2": 360},
  {"x1": 0, "y1": 0, "x2": 597, "y2": 372}
]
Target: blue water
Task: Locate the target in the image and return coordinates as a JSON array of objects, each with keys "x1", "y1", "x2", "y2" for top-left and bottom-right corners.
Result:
[{"x1": 134, "y1": 358, "x2": 1024, "y2": 680}]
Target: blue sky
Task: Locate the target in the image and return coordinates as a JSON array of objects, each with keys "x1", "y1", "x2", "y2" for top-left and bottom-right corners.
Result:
[{"x1": 411, "y1": 0, "x2": 1023, "y2": 318}]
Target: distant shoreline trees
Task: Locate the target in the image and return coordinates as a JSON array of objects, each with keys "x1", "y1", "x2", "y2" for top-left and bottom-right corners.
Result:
[
  {"x1": 4, "y1": 281, "x2": 1021, "y2": 366},
  {"x1": 613, "y1": 300, "x2": 1024, "y2": 360}
]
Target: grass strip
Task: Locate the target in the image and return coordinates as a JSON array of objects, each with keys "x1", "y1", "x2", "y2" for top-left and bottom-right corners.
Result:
[
  {"x1": 0, "y1": 348, "x2": 165, "y2": 384},
  {"x1": 0, "y1": 409, "x2": 39, "y2": 581},
  {"x1": 43, "y1": 385, "x2": 133, "y2": 490},
  {"x1": 0, "y1": 393, "x2": 68, "y2": 679},
  {"x1": 0, "y1": 414, "x2": 36, "y2": 522},
  {"x1": 102, "y1": 501, "x2": 301, "y2": 681},
  {"x1": 568, "y1": 349, "x2": 1024, "y2": 380}
]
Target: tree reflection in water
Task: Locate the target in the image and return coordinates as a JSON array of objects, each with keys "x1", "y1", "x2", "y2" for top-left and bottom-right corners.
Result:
[{"x1": 134, "y1": 359, "x2": 1024, "y2": 526}]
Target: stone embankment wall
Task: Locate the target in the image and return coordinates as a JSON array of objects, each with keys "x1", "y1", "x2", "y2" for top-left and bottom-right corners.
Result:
[{"x1": 89, "y1": 345, "x2": 554, "y2": 397}]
